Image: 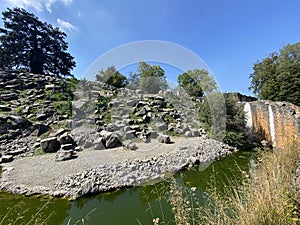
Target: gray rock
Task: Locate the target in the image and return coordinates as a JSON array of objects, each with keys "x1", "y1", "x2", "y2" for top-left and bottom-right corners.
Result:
[
  {"x1": 83, "y1": 139, "x2": 93, "y2": 149},
  {"x1": 1, "y1": 155, "x2": 14, "y2": 163},
  {"x1": 45, "y1": 84, "x2": 55, "y2": 89},
  {"x1": 58, "y1": 133, "x2": 74, "y2": 145},
  {"x1": 129, "y1": 125, "x2": 140, "y2": 131},
  {"x1": 55, "y1": 150, "x2": 75, "y2": 162},
  {"x1": 7, "y1": 148, "x2": 25, "y2": 156},
  {"x1": 99, "y1": 130, "x2": 112, "y2": 139},
  {"x1": 41, "y1": 137, "x2": 61, "y2": 153},
  {"x1": 181, "y1": 124, "x2": 190, "y2": 133},
  {"x1": 1, "y1": 93, "x2": 17, "y2": 101},
  {"x1": 93, "y1": 138, "x2": 105, "y2": 150},
  {"x1": 158, "y1": 134, "x2": 171, "y2": 144},
  {"x1": 32, "y1": 124, "x2": 51, "y2": 136},
  {"x1": 149, "y1": 131, "x2": 158, "y2": 139},
  {"x1": 0, "y1": 105, "x2": 11, "y2": 112},
  {"x1": 75, "y1": 146, "x2": 83, "y2": 152},
  {"x1": 124, "y1": 130, "x2": 136, "y2": 140},
  {"x1": 155, "y1": 122, "x2": 167, "y2": 131},
  {"x1": 123, "y1": 140, "x2": 138, "y2": 150},
  {"x1": 185, "y1": 131, "x2": 193, "y2": 137},
  {"x1": 9, "y1": 116, "x2": 30, "y2": 129},
  {"x1": 126, "y1": 99, "x2": 137, "y2": 107},
  {"x1": 123, "y1": 126, "x2": 131, "y2": 132},
  {"x1": 36, "y1": 113, "x2": 48, "y2": 121},
  {"x1": 105, "y1": 133, "x2": 120, "y2": 148},
  {"x1": 191, "y1": 129, "x2": 200, "y2": 137},
  {"x1": 54, "y1": 128, "x2": 69, "y2": 137},
  {"x1": 61, "y1": 144, "x2": 74, "y2": 150}
]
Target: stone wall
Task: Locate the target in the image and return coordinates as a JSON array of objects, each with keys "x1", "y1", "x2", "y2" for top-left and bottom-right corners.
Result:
[{"x1": 243, "y1": 100, "x2": 300, "y2": 148}]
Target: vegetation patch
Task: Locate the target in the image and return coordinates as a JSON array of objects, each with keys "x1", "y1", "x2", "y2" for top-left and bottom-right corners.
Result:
[
  {"x1": 164, "y1": 138, "x2": 300, "y2": 225},
  {"x1": 34, "y1": 148, "x2": 45, "y2": 156},
  {"x1": 198, "y1": 93, "x2": 252, "y2": 148}
]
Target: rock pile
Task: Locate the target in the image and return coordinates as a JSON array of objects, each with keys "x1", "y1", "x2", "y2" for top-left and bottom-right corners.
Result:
[
  {"x1": 0, "y1": 70, "x2": 74, "y2": 163},
  {"x1": 72, "y1": 86, "x2": 207, "y2": 151}
]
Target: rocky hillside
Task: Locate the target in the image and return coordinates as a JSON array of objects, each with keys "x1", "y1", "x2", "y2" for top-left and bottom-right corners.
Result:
[
  {"x1": 0, "y1": 70, "x2": 208, "y2": 164},
  {"x1": 0, "y1": 70, "x2": 77, "y2": 163}
]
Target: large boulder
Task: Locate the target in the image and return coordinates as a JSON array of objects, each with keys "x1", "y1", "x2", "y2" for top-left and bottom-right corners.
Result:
[
  {"x1": 124, "y1": 130, "x2": 136, "y2": 140},
  {"x1": 0, "y1": 155, "x2": 14, "y2": 163},
  {"x1": 41, "y1": 137, "x2": 61, "y2": 153},
  {"x1": 105, "y1": 133, "x2": 120, "y2": 148},
  {"x1": 93, "y1": 137, "x2": 105, "y2": 150},
  {"x1": 100, "y1": 130, "x2": 121, "y2": 148},
  {"x1": 9, "y1": 116, "x2": 31, "y2": 129},
  {"x1": 32, "y1": 124, "x2": 51, "y2": 136},
  {"x1": 58, "y1": 133, "x2": 74, "y2": 145}
]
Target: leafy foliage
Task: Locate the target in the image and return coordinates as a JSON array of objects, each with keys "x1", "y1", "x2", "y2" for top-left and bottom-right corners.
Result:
[
  {"x1": 96, "y1": 66, "x2": 128, "y2": 88},
  {"x1": 198, "y1": 93, "x2": 250, "y2": 148},
  {"x1": 249, "y1": 42, "x2": 300, "y2": 106},
  {"x1": 131, "y1": 62, "x2": 168, "y2": 94},
  {"x1": 178, "y1": 69, "x2": 217, "y2": 97},
  {"x1": 0, "y1": 7, "x2": 75, "y2": 76}
]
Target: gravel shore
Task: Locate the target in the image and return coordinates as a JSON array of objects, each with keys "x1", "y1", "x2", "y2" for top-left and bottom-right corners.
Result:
[{"x1": 0, "y1": 137, "x2": 236, "y2": 199}]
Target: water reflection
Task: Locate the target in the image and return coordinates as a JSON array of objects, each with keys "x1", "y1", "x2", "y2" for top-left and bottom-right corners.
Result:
[
  {"x1": 0, "y1": 150, "x2": 256, "y2": 225},
  {"x1": 0, "y1": 193, "x2": 70, "y2": 225}
]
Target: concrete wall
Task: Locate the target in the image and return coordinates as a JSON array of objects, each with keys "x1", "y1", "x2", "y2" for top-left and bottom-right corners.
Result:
[{"x1": 243, "y1": 100, "x2": 300, "y2": 148}]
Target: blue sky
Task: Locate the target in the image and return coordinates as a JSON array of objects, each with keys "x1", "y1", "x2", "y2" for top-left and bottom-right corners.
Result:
[{"x1": 1, "y1": 0, "x2": 299, "y2": 96}]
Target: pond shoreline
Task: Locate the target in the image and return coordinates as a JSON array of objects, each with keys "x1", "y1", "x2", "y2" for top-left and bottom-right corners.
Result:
[{"x1": 0, "y1": 137, "x2": 236, "y2": 199}]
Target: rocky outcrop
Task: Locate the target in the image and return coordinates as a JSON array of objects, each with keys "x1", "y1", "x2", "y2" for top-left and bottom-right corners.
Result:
[
  {"x1": 72, "y1": 86, "x2": 207, "y2": 150},
  {"x1": 0, "y1": 70, "x2": 74, "y2": 162},
  {"x1": 243, "y1": 101, "x2": 299, "y2": 148}
]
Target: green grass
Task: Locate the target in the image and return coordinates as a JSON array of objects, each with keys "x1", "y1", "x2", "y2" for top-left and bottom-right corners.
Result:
[
  {"x1": 52, "y1": 100, "x2": 72, "y2": 116},
  {"x1": 33, "y1": 148, "x2": 45, "y2": 156},
  {"x1": 165, "y1": 137, "x2": 300, "y2": 225}
]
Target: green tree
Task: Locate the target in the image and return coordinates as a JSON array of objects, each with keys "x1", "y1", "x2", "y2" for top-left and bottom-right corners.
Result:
[
  {"x1": 0, "y1": 7, "x2": 75, "y2": 76},
  {"x1": 249, "y1": 43, "x2": 300, "y2": 106},
  {"x1": 96, "y1": 66, "x2": 128, "y2": 88},
  {"x1": 178, "y1": 69, "x2": 217, "y2": 97},
  {"x1": 136, "y1": 62, "x2": 167, "y2": 94},
  {"x1": 198, "y1": 93, "x2": 250, "y2": 148}
]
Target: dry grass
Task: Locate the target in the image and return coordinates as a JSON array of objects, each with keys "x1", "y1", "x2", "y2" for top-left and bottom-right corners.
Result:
[{"x1": 166, "y1": 137, "x2": 300, "y2": 225}]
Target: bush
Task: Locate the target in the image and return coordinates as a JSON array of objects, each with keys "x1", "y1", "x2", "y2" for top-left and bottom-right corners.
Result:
[{"x1": 198, "y1": 93, "x2": 251, "y2": 148}]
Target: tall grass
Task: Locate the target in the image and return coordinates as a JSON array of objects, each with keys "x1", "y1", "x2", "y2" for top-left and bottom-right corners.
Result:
[{"x1": 166, "y1": 137, "x2": 300, "y2": 225}]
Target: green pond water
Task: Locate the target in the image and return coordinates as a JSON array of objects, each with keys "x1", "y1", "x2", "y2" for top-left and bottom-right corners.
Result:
[{"x1": 0, "y1": 150, "x2": 256, "y2": 225}]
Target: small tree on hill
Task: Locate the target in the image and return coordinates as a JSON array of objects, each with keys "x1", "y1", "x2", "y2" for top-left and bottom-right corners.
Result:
[
  {"x1": 178, "y1": 69, "x2": 217, "y2": 97},
  {"x1": 96, "y1": 66, "x2": 128, "y2": 88},
  {"x1": 136, "y1": 62, "x2": 167, "y2": 94},
  {"x1": 0, "y1": 7, "x2": 75, "y2": 76}
]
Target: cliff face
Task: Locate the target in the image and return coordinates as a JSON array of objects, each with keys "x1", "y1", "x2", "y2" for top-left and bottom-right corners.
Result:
[{"x1": 243, "y1": 100, "x2": 300, "y2": 148}]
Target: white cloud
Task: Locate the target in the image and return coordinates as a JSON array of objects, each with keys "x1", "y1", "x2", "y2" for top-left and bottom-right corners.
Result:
[
  {"x1": 6, "y1": 0, "x2": 73, "y2": 13},
  {"x1": 57, "y1": 18, "x2": 77, "y2": 32}
]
